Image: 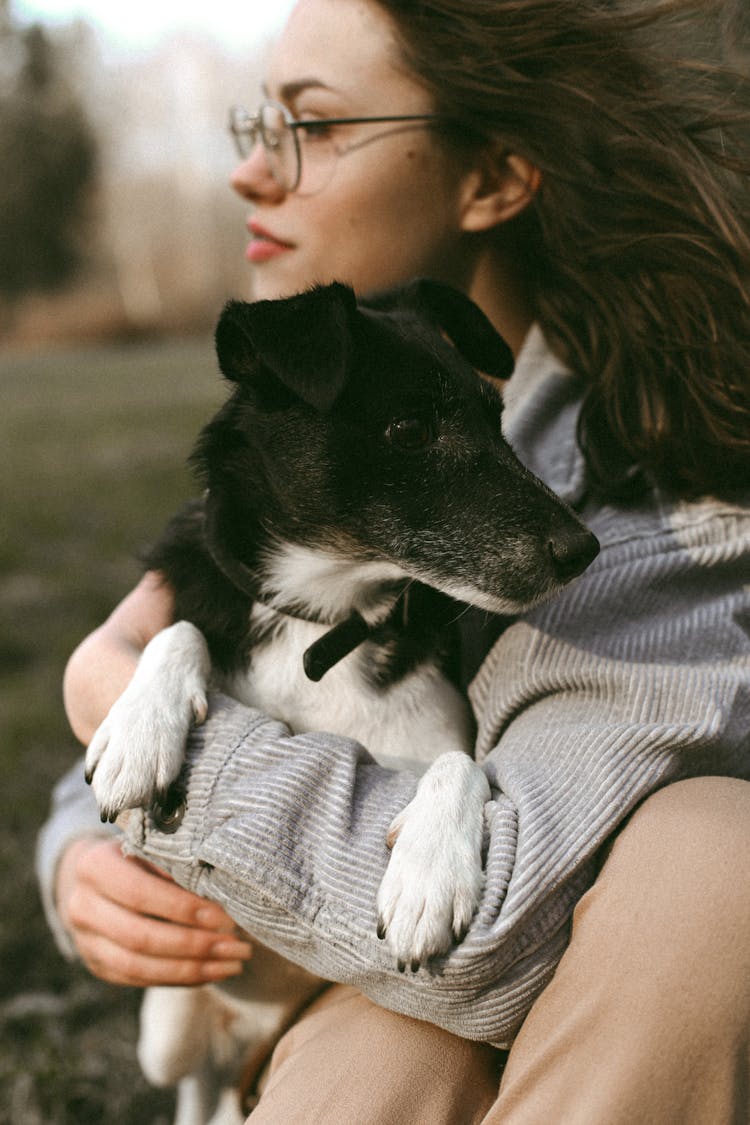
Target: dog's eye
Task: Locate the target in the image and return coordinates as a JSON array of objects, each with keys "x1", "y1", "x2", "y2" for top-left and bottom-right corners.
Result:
[{"x1": 385, "y1": 415, "x2": 436, "y2": 451}]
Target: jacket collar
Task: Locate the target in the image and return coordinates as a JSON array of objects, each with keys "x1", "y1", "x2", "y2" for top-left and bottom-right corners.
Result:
[{"x1": 501, "y1": 324, "x2": 588, "y2": 506}]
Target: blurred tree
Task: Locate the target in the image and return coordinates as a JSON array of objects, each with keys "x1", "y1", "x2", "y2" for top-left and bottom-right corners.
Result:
[{"x1": 0, "y1": 0, "x2": 97, "y2": 312}]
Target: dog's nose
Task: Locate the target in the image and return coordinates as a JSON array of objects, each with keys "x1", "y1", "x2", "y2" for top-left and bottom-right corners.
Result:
[{"x1": 547, "y1": 526, "x2": 600, "y2": 582}]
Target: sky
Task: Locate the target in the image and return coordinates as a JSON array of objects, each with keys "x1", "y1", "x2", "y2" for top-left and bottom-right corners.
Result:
[{"x1": 13, "y1": 0, "x2": 296, "y2": 51}]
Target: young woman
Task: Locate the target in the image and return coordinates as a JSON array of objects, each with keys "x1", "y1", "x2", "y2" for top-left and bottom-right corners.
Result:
[{"x1": 39, "y1": 0, "x2": 750, "y2": 1120}]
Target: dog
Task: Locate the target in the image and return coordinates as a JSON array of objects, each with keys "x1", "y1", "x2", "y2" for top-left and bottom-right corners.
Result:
[{"x1": 84, "y1": 279, "x2": 599, "y2": 1125}]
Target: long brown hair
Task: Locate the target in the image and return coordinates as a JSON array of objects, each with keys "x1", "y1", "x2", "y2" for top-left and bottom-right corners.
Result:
[{"x1": 379, "y1": 0, "x2": 750, "y2": 499}]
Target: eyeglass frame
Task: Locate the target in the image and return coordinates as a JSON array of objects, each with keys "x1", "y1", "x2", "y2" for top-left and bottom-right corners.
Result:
[{"x1": 228, "y1": 99, "x2": 444, "y2": 193}]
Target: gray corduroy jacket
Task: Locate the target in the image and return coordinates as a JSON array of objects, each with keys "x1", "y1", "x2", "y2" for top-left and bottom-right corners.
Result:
[{"x1": 37, "y1": 327, "x2": 750, "y2": 1048}]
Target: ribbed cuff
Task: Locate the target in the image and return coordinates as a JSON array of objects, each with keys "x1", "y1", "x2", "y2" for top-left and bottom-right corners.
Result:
[{"x1": 120, "y1": 693, "x2": 286, "y2": 888}]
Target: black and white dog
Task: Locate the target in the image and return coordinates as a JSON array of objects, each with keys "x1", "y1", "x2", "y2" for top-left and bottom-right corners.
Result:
[{"x1": 85, "y1": 280, "x2": 598, "y2": 1125}]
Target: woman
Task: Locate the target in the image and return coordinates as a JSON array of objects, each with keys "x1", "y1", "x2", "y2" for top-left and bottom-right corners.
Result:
[{"x1": 39, "y1": 0, "x2": 750, "y2": 1120}]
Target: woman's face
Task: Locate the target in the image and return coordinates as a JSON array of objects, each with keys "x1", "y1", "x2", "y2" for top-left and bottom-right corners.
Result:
[{"x1": 231, "y1": 0, "x2": 477, "y2": 299}]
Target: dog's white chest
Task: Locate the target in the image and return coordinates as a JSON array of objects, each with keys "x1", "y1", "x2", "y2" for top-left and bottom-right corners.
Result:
[{"x1": 223, "y1": 611, "x2": 474, "y2": 766}]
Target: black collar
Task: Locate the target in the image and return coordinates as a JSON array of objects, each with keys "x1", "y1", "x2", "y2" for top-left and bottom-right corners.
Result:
[{"x1": 302, "y1": 608, "x2": 381, "y2": 681}]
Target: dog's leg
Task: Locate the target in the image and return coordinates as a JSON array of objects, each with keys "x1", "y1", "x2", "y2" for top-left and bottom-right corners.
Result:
[
  {"x1": 84, "y1": 621, "x2": 210, "y2": 821},
  {"x1": 172, "y1": 1074, "x2": 215, "y2": 1125},
  {"x1": 139, "y1": 986, "x2": 216, "y2": 1087},
  {"x1": 168, "y1": 1069, "x2": 245, "y2": 1125},
  {"x1": 140, "y1": 986, "x2": 246, "y2": 1125},
  {"x1": 205, "y1": 1087, "x2": 247, "y2": 1125},
  {"x1": 376, "y1": 751, "x2": 490, "y2": 968}
]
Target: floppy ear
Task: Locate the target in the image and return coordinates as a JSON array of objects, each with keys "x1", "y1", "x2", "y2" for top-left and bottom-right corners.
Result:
[
  {"x1": 214, "y1": 282, "x2": 358, "y2": 412},
  {"x1": 394, "y1": 279, "x2": 515, "y2": 380}
]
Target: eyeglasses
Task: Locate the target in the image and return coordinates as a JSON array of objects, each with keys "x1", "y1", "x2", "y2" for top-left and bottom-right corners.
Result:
[{"x1": 228, "y1": 99, "x2": 442, "y2": 194}]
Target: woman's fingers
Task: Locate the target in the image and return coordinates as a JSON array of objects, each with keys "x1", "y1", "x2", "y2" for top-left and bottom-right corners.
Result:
[
  {"x1": 68, "y1": 886, "x2": 252, "y2": 963},
  {"x1": 73, "y1": 929, "x2": 248, "y2": 987},
  {"x1": 72, "y1": 838, "x2": 235, "y2": 930},
  {"x1": 56, "y1": 836, "x2": 252, "y2": 987}
]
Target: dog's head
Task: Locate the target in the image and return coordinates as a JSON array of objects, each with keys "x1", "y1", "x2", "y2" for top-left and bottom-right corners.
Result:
[
  {"x1": 214, "y1": 279, "x2": 515, "y2": 412},
  {"x1": 199, "y1": 280, "x2": 598, "y2": 616}
]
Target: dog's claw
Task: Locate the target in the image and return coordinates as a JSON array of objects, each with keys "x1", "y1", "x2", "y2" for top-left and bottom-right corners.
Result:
[
  {"x1": 397, "y1": 959, "x2": 406, "y2": 973},
  {"x1": 376, "y1": 921, "x2": 386, "y2": 940},
  {"x1": 191, "y1": 692, "x2": 208, "y2": 725},
  {"x1": 84, "y1": 766, "x2": 94, "y2": 785},
  {"x1": 410, "y1": 959, "x2": 420, "y2": 973}
]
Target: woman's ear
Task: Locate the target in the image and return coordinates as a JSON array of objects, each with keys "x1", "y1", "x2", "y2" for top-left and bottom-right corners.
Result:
[{"x1": 459, "y1": 149, "x2": 542, "y2": 233}]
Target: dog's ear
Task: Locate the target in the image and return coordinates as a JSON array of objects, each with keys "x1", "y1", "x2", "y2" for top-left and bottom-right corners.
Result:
[
  {"x1": 215, "y1": 283, "x2": 358, "y2": 412},
  {"x1": 369, "y1": 279, "x2": 515, "y2": 381}
]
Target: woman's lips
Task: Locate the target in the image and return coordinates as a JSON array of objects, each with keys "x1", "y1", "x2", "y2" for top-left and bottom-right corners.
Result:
[{"x1": 246, "y1": 221, "x2": 294, "y2": 263}]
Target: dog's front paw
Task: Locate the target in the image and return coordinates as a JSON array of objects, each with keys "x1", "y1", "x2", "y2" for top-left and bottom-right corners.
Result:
[
  {"x1": 84, "y1": 621, "x2": 210, "y2": 823},
  {"x1": 376, "y1": 752, "x2": 490, "y2": 970},
  {"x1": 85, "y1": 681, "x2": 207, "y2": 823}
]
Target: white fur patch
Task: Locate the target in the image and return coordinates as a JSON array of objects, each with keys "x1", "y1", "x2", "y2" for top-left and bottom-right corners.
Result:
[{"x1": 259, "y1": 542, "x2": 409, "y2": 625}]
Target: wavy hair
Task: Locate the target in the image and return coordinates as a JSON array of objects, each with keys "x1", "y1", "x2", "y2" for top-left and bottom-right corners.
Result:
[{"x1": 379, "y1": 0, "x2": 750, "y2": 498}]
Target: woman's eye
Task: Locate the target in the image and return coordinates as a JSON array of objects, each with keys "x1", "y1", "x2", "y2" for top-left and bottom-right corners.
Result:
[{"x1": 385, "y1": 416, "x2": 436, "y2": 451}]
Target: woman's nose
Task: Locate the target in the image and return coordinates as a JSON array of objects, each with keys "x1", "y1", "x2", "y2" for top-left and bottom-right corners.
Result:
[{"x1": 230, "y1": 143, "x2": 286, "y2": 203}]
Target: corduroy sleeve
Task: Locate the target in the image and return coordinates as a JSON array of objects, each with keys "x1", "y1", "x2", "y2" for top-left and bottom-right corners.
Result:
[{"x1": 119, "y1": 495, "x2": 750, "y2": 1047}]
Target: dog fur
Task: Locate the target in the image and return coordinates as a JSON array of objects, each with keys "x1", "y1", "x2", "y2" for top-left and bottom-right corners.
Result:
[{"x1": 85, "y1": 280, "x2": 598, "y2": 1124}]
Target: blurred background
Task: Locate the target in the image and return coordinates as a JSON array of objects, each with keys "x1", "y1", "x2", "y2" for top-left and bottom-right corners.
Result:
[
  {"x1": 1, "y1": 0, "x2": 295, "y2": 344},
  {"x1": 0, "y1": 1, "x2": 292, "y2": 1120}
]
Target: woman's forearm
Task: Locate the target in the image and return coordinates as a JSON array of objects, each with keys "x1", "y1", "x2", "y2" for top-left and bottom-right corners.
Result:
[{"x1": 63, "y1": 572, "x2": 175, "y2": 745}]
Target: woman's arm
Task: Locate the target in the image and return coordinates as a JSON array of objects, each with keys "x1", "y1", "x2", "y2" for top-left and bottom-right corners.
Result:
[
  {"x1": 119, "y1": 497, "x2": 750, "y2": 1046},
  {"x1": 63, "y1": 571, "x2": 174, "y2": 745}
]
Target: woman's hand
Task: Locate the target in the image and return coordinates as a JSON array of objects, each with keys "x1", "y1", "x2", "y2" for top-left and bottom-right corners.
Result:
[{"x1": 56, "y1": 837, "x2": 253, "y2": 987}]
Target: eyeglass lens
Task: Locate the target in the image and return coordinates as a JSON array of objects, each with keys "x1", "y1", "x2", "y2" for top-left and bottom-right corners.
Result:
[
  {"x1": 229, "y1": 105, "x2": 300, "y2": 191},
  {"x1": 259, "y1": 103, "x2": 301, "y2": 191}
]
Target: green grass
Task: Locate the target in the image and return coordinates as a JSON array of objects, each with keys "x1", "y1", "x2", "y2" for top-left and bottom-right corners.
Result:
[{"x1": 0, "y1": 338, "x2": 226, "y2": 1123}]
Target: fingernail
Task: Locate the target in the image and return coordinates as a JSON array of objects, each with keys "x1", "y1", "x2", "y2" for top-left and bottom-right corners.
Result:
[
  {"x1": 196, "y1": 908, "x2": 235, "y2": 932},
  {"x1": 203, "y1": 960, "x2": 244, "y2": 980},
  {"x1": 211, "y1": 940, "x2": 253, "y2": 960}
]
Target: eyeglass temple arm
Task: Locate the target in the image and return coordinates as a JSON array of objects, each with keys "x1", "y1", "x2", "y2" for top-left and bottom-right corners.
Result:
[
  {"x1": 286, "y1": 114, "x2": 441, "y2": 132},
  {"x1": 229, "y1": 109, "x2": 440, "y2": 132}
]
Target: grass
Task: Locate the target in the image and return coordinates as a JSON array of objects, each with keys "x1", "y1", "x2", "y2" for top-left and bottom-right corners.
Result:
[{"x1": 0, "y1": 337, "x2": 226, "y2": 1124}]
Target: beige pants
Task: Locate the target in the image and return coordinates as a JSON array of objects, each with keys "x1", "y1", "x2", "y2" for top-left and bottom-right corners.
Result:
[{"x1": 247, "y1": 777, "x2": 750, "y2": 1124}]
